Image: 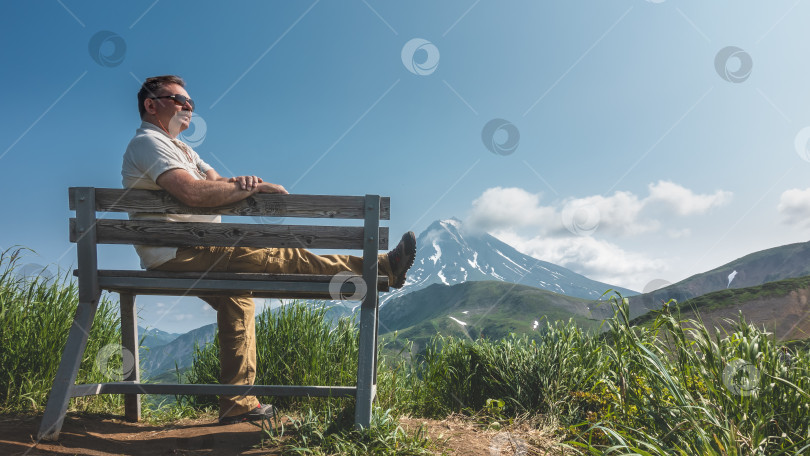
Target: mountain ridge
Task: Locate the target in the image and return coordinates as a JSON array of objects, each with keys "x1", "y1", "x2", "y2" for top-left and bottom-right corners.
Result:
[
  {"x1": 381, "y1": 218, "x2": 637, "y2": 306},
  {"x1": 629, "y1": 239, "x2": 810, "y2": 317},
  {"x1": 631, "y1": 275, "x2": 810, "y2": 342}
]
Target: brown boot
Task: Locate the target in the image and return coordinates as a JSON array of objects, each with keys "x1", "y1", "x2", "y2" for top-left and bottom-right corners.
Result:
[{"x1": 387, "y1": 231, "x2": 416, "y2": 288}]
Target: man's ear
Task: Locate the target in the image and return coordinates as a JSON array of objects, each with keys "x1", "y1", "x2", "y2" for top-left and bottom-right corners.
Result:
[{"x1": 144, "y1": 98, "x2": 157, "y2": 115}]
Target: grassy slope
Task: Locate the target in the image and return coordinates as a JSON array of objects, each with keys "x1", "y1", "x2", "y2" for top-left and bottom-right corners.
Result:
[
  {"x1": 379, "y1": 280, "x2": 605, "y2": 352},
  {"x1": 629, "y1": 240, "x2": 810, "y2": 317},
  {"x1": 631, "y1": 275, "x2": 810, "y2": 341}
]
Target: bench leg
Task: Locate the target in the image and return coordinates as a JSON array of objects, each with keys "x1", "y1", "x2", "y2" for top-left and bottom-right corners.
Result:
[
  {"x1": 120, "y1": 293, "x2": 141, "y2": 422},
  {"x1": 37, "y1": 300, "x2": 99, "y2": 441},
  {"x1": 354, "y1": 297, "x2": 378, "y2": 429}
]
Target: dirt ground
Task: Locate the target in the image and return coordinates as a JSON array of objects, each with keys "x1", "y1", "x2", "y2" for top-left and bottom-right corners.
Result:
[{"x1": 0, "y1": 413, "x2": 565, "y2": 456}]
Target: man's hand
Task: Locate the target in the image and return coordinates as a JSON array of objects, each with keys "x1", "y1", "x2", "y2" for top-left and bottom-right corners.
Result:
[
  {"x1": 257, "y1": 182, "x2": 289, "y2": 194},
  {"x1": 157, "y1": 168, "x2": 288, "y2": 206},
  {"x1": 228, "y1": 175, "x2": 263, "y2": 190}
]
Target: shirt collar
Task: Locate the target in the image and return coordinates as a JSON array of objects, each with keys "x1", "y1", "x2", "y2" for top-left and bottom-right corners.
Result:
[{"x1": 139, "y1": 120, "x2": 172, "y2": 139}]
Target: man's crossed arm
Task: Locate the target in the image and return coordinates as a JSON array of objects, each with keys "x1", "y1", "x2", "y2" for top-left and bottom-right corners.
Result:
[{"x1": 156, "y1": 168, "x2": 288, "y2": 207}]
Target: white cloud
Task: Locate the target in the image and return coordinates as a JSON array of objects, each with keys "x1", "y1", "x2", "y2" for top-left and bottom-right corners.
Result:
[
  {"x1": 560, "y1": 191, "x2": 655, "y2": 237},
  {"x1": 465, "y1": 182, "x2": 731, "y2": 290},
  {"x1": 467, "y1": 187, "x2": 555, "y2": 231},
  {"x1": 666, "y1": 228, "x2": 691, "y2": 238},
  {"x1": 778, "y1": 188, "x2": 810, "y2": 227},
  {"x1": 467, "y1": 182, "x2": 731, "y2": 239},
  {"x1": 490, "y1": 229, "x2": 666, "y2": 291},
  {"x1": 646, "y1": 181, "x2": 732, "y2": 216}
]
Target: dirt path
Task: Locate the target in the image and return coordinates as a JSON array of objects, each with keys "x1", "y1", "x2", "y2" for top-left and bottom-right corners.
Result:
[{"x1": 0, "y1": 413, "x2": 563, "y2": 455}]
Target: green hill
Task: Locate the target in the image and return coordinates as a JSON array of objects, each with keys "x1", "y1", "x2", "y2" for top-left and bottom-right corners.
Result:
[
  {"x1": 629, "y1": 240, "x2": 810, "y2": 317},
  {"x1": 378, "y1": 280, "x2": 606, "y2": 352},
  {"x1": 631, "y1": 275, "x2": 810, "y2": 342}
]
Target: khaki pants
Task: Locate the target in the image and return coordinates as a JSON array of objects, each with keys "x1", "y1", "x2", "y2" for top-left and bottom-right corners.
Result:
[{"x1": 154, "y1": 246, "x2": 393, "y2": 418}]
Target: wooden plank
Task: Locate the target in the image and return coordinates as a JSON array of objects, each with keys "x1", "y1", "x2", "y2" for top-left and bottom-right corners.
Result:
[
  {"x1": 355, "y1": 195, "x2": 381, "y2": 429},
  {"x1": 74, "y1": 188, "x2": 100, "y2": 305},
  {"x1": 96, "y1": 276, "x2": 389, "y2": 299},
  {"x1": 108, "y1": 289, "x2": 372, "y2": 300},
  {"x1": 92, "y1": 269, "x2": 388, "y2": 285},
  {"x1": 120, "y1": 294, "x2": 140, "y2": 422},
  {"x1": 37, "y1": 301, "x2": 99, "y2": 441},
  {"x1": 69, "y1": 188, "x2": 391, "y2": 220},
  {"x1": 89, "y1": 270, "x2": 389, "y2": 291},
  {"x1": 70, "y1": 383, "x2": 357, "y2": 398},
  {"x1": 70, "y1": 219, "x2": 389, "y2": 250}
]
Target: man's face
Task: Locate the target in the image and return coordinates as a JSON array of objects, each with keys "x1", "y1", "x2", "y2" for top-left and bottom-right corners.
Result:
[{"x1": 149, "y1": 82, "x2": 193, "y2": 137}]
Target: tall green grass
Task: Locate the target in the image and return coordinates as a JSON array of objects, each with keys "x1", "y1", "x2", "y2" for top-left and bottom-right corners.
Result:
[
  {"x1": 185, "y1": 302, "x2": 360, "y2": 410},
  {"x1": 376, "y1": 318, "x2": 607, "y2": 420},
  {"x1": 380, "y1": 294, "x2": 810, "y2": 455},
  {"x1": 184, "y1": 294, "x2": 810, "y2": 454},
  {"x1": 567, "y1": 296, "x2": 810, "y2": 455},
  {"x1": 0, "y1": 248, "x2": 123, "y2": 413}
]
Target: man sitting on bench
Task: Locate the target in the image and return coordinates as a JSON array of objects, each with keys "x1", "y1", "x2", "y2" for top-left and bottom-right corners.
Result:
[{"x1": 122, "y1": 75, "x2": 416, "y2": 425}]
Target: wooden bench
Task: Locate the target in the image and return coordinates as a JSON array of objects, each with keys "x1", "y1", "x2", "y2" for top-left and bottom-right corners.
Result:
[{"x1": 38, "y1": 187, "x2": 390, "y2": 440}]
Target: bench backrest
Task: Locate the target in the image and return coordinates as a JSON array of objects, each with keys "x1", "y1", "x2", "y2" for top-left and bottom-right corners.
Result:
[
  {"x1": 69, "y1": 188, "x2": 390, "y2": 249},
  {"x1": 68, "y1": 187, "x2": 390, "y2": 303}
]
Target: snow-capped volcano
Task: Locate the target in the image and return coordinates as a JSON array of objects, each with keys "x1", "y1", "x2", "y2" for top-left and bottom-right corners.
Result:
[{"x1": 381, "y1": 218, "x2": 637, "y2": 305}]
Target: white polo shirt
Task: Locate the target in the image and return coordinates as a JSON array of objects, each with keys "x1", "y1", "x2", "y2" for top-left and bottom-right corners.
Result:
[{"x1": 122, "y1": 121, "x2": 221, "y2": 269}]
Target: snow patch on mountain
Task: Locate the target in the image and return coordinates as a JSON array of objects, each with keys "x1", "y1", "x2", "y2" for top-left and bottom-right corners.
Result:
[
  {"x1": 437, "y1": 266, "x2": 449, "y2": 285},
  {"x1": 429, "y1": 242, "x2": 442, "y2": 265},
  {"x1": 468, "y1": 251, "x2": 479, "y2": 269},
  {"x1": 449, "y1": 316, "x2": 467, "y2": 326}
]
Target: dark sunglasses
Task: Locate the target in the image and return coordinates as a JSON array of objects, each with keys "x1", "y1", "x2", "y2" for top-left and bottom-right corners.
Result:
[{"x1": 150, "y1": 94, "x2": 195, "y2": 111}]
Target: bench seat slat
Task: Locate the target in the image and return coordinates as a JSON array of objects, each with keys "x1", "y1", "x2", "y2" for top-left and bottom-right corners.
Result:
[
  {"x1": 90, "y1": 270, "x2": 389, "y2": 298},
  {"x1": 70, "y1": 219, "x2": 389, "y2": 250},
  {"x1": 69, "y1": 188, "x2": 391, "y2": 220},
  {"x1": 94, "y1": 269, "x2": 386, "y2": 282},
  {"x1": 71, "y1": 382, "x2": 357, "y2": 398}
]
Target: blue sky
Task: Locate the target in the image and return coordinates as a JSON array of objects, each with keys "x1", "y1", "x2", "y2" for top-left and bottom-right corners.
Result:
[{"x1": 3, "y1": 1, "x2": 810, "y2": 332}]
